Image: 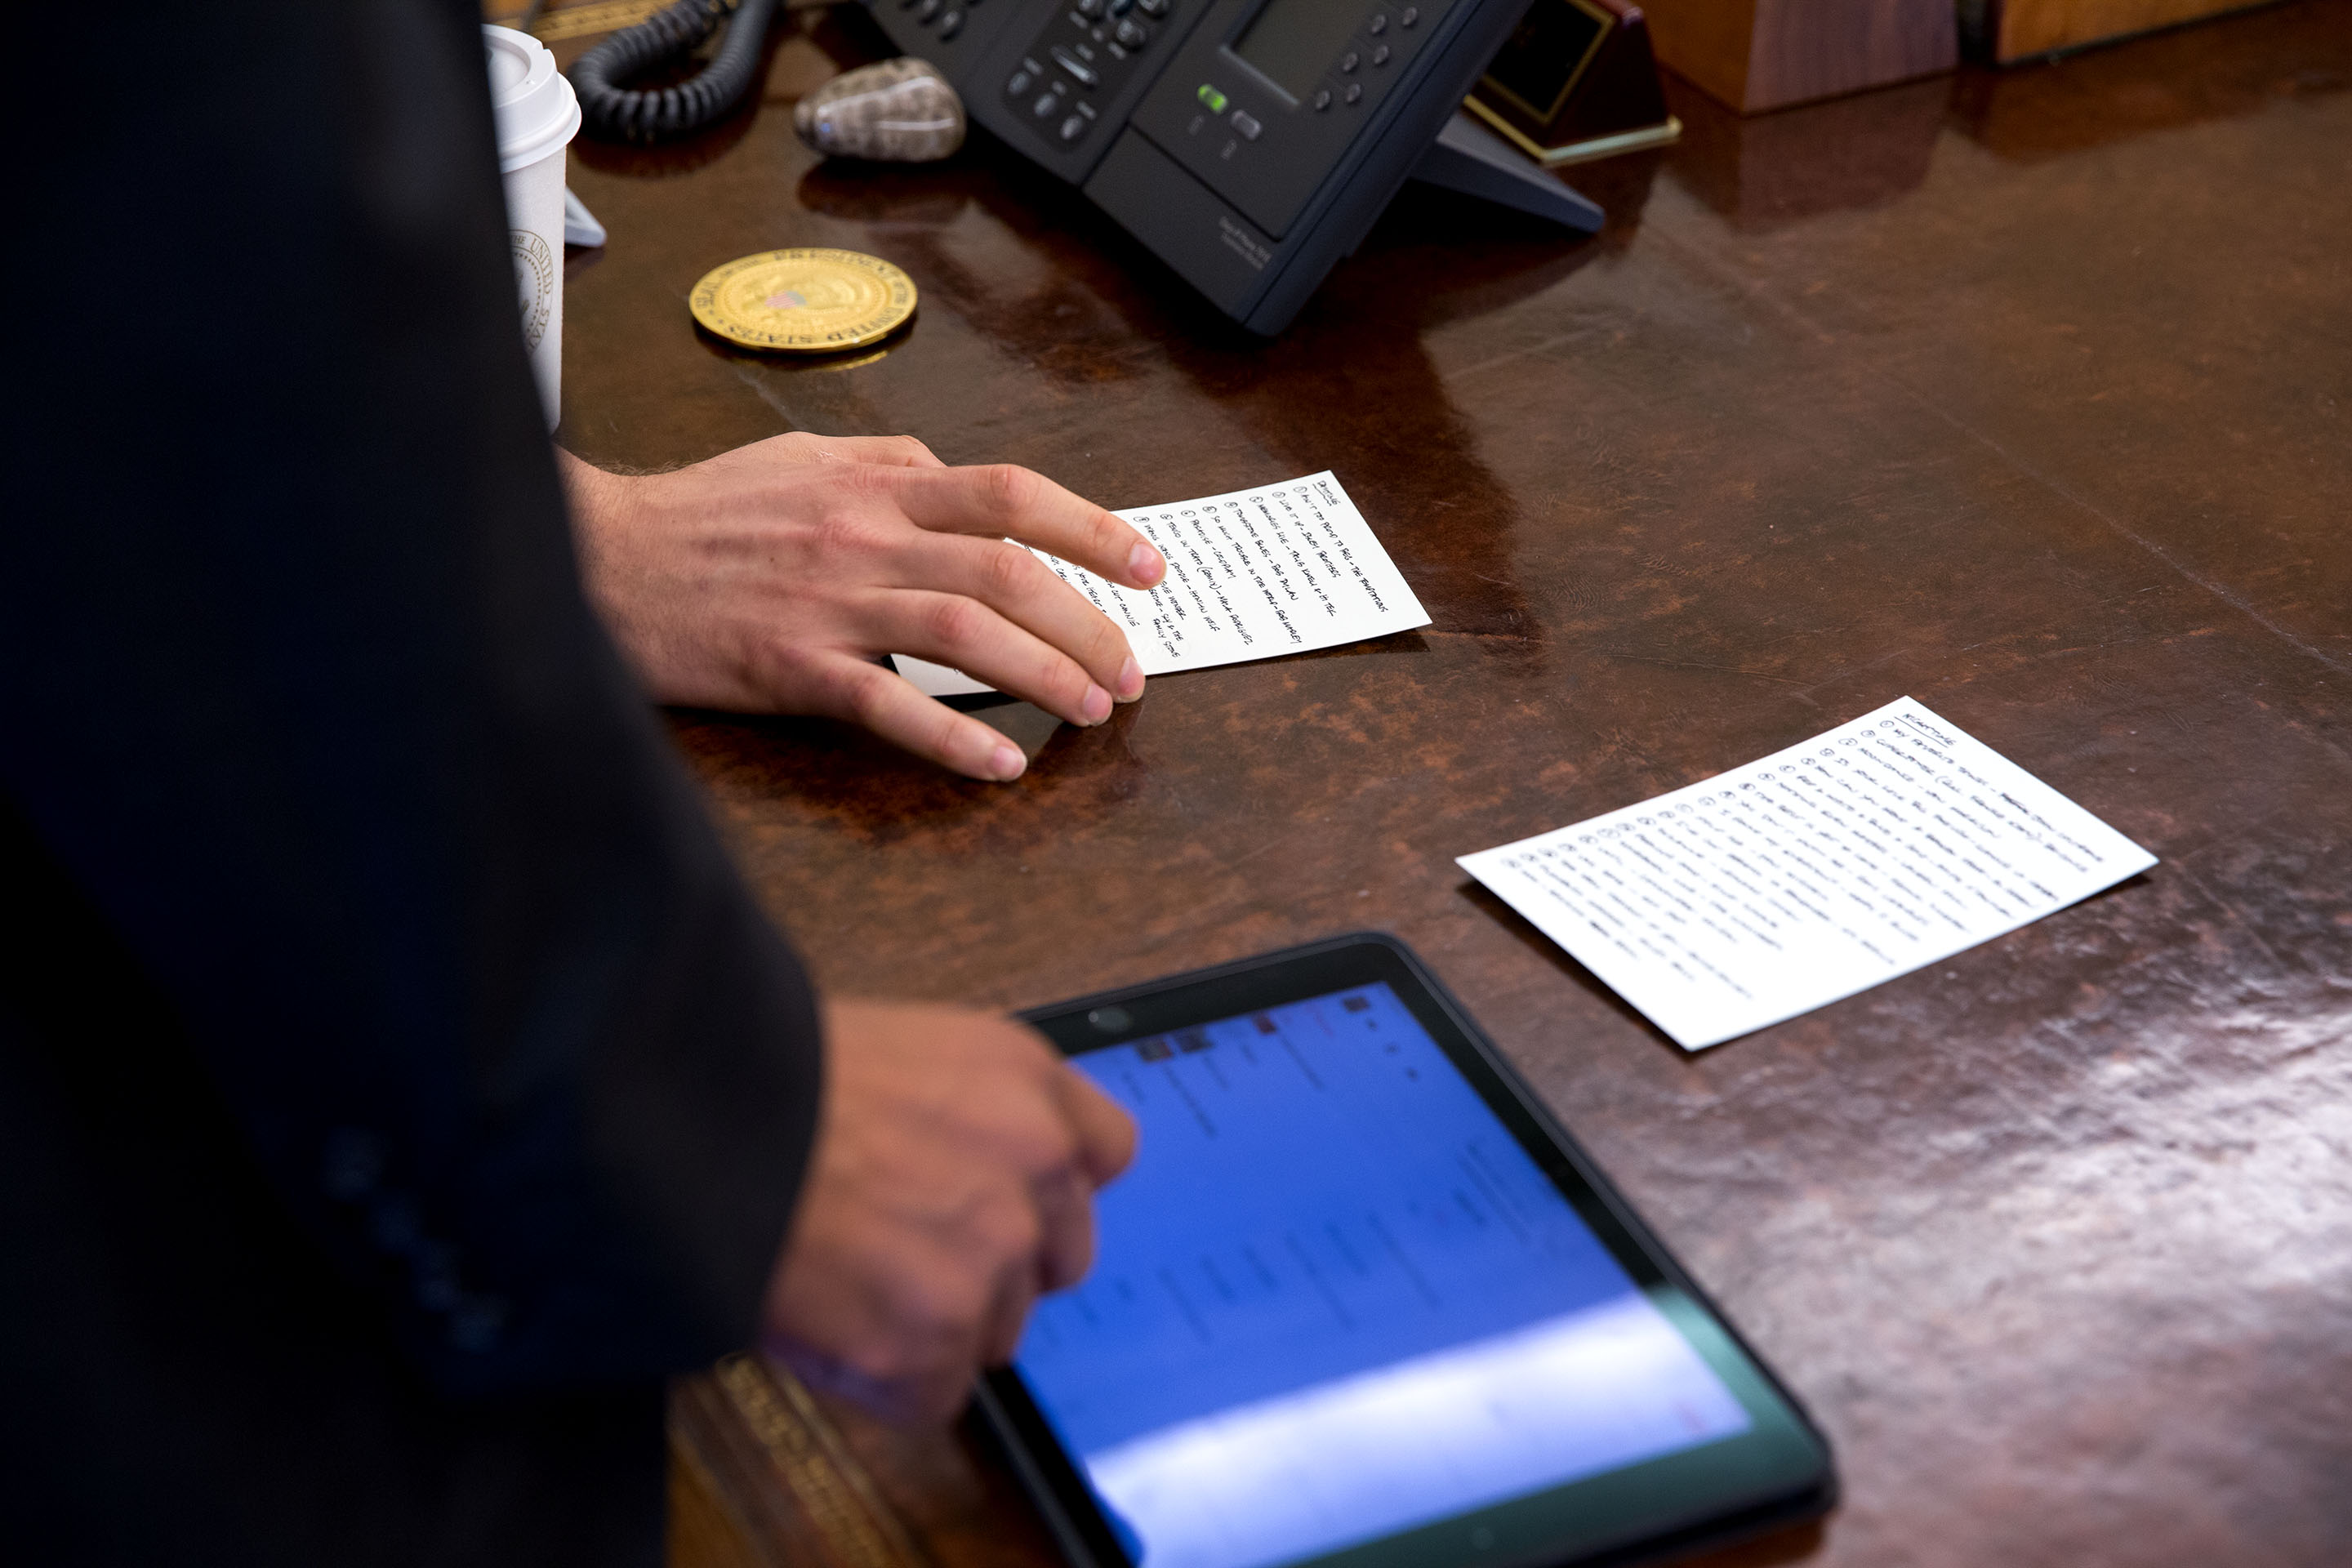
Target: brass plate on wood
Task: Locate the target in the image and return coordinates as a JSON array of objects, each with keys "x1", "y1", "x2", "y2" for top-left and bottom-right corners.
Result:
[
  {"x1": 510, "y1": 0, "x2": 664, "y2": 42},
  {"x1": 669, "y1": 1356, "x2": 929, "y2": 1568},
  {"x1": 689, "y1": 249, "x2": 918, "y2": 354}
]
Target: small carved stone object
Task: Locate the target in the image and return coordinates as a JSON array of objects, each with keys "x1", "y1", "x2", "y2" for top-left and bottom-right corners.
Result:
[{"x1": 793, "y1": 58, "x2": 967, "y2": 163}]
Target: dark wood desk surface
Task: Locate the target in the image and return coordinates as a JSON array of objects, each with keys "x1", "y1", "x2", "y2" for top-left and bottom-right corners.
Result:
[{"x1": 546, "y1": 3, "x2": 2352, "y2": 1562}]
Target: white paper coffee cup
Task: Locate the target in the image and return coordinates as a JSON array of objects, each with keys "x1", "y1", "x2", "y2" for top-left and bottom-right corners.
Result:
[{"x1": 486, "y1": 27, "x2": 581, "y2": 430}]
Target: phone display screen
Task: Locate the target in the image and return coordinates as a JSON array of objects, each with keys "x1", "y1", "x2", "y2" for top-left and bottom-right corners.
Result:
[
  {"x1": 1010, "y1": 981, "x2": 1755, "y2": 1568},
  {"x1": 1232, "y1": 0, "x2": 1365, "y2": 102}
]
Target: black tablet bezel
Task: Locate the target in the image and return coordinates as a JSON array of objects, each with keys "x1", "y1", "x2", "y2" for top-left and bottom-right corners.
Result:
[{"x1": 984, "y1": 931, "x2": 1837, "y2": 1568}]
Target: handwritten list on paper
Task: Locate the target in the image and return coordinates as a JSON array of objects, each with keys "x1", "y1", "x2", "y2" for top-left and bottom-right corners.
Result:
[
  {"x1": 893, "y1": 472, "x2": 1429, "y2": 697},
  {"x1": 1458, "y1": 699, "x2": 2158, "y2": 1050}
]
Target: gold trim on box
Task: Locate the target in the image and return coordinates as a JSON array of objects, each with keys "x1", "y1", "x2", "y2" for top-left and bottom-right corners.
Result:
[
  {"x1": 1477, "y1": 0, "x2": 1616, "y2": 123},
  {"x1": 1463, "y1": 95, "x2": 1682, "y2": 167}
]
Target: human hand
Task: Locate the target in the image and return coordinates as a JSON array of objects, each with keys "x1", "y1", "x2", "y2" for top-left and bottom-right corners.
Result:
[
  {"x1": 760, "y1": 999, "x2": 1138, "y2": 1424},
  {"x1": 559, "y1": 435, "x2": 1165, "y2": 782}
]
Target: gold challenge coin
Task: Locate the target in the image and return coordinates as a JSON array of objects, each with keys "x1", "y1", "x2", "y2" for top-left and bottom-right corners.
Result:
[{"x1": 688, "y1": 248, "x2": 917, "y2": 353}]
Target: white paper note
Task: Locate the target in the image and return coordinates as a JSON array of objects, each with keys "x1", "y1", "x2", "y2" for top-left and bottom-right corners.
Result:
[
  {"x1": 891, "y1": 471, "x2": 1429, "y2": 697},
  {"x1": 1458, "y1": 698, "x2": 2157, "y2": 1051}
]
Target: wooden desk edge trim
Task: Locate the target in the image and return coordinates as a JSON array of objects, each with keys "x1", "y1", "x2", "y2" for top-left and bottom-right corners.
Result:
[{"x1": 670, "y1": 1356, "x2": 933, "y2": 1568}]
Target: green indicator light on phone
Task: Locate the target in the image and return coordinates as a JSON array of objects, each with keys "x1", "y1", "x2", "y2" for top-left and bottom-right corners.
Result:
[{"x1": 1197, "y1": 84, "x2": 1228, "y2": 112}]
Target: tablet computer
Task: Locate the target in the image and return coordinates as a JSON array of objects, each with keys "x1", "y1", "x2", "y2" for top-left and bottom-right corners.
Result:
[{"x1": 983, "y1": 932, "x2": 1834, "y2": 1568}]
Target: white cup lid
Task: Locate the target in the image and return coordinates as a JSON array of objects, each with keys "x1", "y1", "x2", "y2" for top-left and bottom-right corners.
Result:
[{"x1": 484, "y1": 26, "x2": 581, "y2": 173}]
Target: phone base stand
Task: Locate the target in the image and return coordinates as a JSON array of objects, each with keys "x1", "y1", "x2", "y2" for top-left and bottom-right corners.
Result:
[{"x1": 1409, "y1": 110, "x2": 1606, "y2": 230}]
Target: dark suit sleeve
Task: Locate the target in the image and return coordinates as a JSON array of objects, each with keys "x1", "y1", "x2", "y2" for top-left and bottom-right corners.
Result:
[{"x1": 0, "y1": 0, "x2": 819, "y2": 1396}]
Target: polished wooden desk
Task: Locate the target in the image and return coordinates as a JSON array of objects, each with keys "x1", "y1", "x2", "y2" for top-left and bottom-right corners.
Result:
[{"x1": 545, "y1": 2, "x2": 2352, "y2": 1562}]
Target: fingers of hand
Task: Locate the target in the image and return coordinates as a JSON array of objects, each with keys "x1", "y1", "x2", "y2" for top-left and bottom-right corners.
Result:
[
  {"x1": 764, "y1": 1205, "x2": 997, "y2": 1424},
  {"x1": 765, "y1": 1007, "x2": 1120, "y2": 1421},
  {"x1": 787, "y1": 468, "x2": 1148, "y2": 709},
  {"x1": 1054, "y1": 1062, "x2": 1140, "y2": 1187},
  {"x1": 1030, "y1": 1163, "x2": 1098, "y2": 1297},
  {"x1": 984, "y1": 1029, "x2": 1117, "y2": 1297},
  {"x1": 890, "y1": 465, "x2": 1169, "y2": 595},
  {"x1": 910, "y1": 540, "x2": 1141, "y2": 714},
  {"x1": 814, "y1": 657, "x2": 1027, "y2": 781},
  {"x1": 853, "y1": 1204, "x2": 1040, "y2": 1397},
  {"x1": 914, "y1": 1024, "x2": 1108, "y2": 1340},
  {"x1": 977, "y1": 1223, "x2": 1048, "y2": 1366}
]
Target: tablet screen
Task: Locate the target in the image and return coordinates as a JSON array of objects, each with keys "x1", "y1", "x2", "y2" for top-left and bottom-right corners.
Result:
[{"x1": 1013, "y1": 981, "x2": 1755, "y2": 1568}]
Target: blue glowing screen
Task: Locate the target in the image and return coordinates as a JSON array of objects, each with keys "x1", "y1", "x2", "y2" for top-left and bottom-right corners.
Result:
[{"x1": 1014, "y1": 983, "x2": 1751, "y2": 1568}]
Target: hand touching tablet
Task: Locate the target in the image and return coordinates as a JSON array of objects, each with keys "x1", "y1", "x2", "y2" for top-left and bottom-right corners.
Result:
[{"x1": 761, "y1": 1000, "x2": 1138, "y2": 1423}]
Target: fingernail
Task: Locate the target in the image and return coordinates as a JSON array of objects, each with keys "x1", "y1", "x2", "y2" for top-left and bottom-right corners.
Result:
[
  {"x1": 1115, "y1": 656, "x2": 1144, "y2": 702},
  {"x1": 1129, "y1": 541, "x2": 1165, "y2": 586},
  {"x1": 1081, "y1": 684, "x2": 1112, "y2": 724},
  {"x1": 991, "y1": 743, "x2": 1026, "y2": 782}
]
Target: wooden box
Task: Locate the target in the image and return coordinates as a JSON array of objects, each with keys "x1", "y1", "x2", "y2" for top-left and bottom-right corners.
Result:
[
  {"x1": 1971, "y1": 0, "x2": 2274, "y2": 62},
  {"x1": 1637, "y1": 0, "x2": 1958, "y2": 113}
]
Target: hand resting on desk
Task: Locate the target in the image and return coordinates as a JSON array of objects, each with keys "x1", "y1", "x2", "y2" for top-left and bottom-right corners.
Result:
[
  {"x1": 762, "y1": 1000, "x2": 1138, "y2": 1423},
  {"x1": 559, "y1": 434, "x2": 1166, "y2": 780}
]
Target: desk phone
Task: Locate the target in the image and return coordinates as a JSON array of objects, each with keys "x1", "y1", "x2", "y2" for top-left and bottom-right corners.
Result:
[{"x1": 866, "y1": 0, "x2": 1597, "y2": 333}]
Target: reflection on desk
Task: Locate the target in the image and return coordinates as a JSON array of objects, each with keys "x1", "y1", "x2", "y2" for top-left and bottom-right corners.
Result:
[{"x1": 539, "y1": 2, "x2": 2352, "y2": 1566}]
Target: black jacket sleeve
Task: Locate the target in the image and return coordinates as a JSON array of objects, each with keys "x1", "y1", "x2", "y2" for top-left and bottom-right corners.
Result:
[{"x1": 1, "y1": 0, "x2": 821, "y2": 1417}]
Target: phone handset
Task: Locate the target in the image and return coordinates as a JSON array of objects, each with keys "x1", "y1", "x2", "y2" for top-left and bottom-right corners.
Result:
[{"x1": 568, "y1": 0, "x2": 779, "y2": 144}]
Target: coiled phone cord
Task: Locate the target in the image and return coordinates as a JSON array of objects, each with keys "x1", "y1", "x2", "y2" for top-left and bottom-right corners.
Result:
[{"x1": 568, "y1": 0, "x2": 779, "y2": 144}]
